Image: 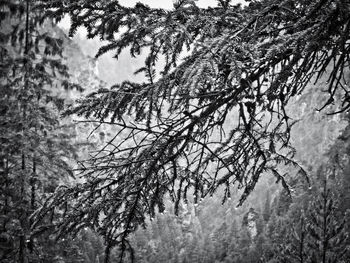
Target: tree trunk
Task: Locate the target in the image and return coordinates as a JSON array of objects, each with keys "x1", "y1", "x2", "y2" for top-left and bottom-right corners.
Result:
[
  {"x1": 299, "y1": 216, "x2": 304, "y2": 263},
  {"x1": 19, "y1": 235, "x2": 26, "y2": 263},
  {"x1": 19, "y1": 152, "x2": 26, "y2": 263},
  {"x1": 31, "y1": 157, "x2": 36, "y2": 211},
  {"x1": 19, "y1": 1, "x2": 31, "y2": 262},
  {"x1": 322, "y1": 179, "x2": 328, "y2": 263}
]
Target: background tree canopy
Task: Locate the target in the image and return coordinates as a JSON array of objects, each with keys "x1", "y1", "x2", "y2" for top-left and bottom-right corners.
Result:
[
  {"x1": 0, "y1": 0, "x2": 84, "y2": 262},
  {"x1": 18, "y1": 0, "x2": 350, "y2": 262}
]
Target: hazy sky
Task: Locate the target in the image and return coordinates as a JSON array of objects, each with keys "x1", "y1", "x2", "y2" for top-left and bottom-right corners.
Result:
[
  {"x1": 59, "y1": 0, "x2": 245, "y2": 30},
  {"x1": 119, "y1": 0, "x2": 244, "y2": 9}
]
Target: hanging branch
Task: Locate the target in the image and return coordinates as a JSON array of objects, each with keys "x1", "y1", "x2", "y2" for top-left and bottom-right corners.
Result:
[{"x1": 34, "y1": 0, "x2": 350, "y2": 262}]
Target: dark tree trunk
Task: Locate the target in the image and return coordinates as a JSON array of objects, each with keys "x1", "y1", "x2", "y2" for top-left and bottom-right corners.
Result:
[
  {"x1": 19, "y1": 1, "x2": 31, "y2": 262},
  {"x1": 299, "y1": 217, "x2": 304, "y2": 263},
  {"x1": 322, "y1": 179, "x2": 328, "y2": 263}
]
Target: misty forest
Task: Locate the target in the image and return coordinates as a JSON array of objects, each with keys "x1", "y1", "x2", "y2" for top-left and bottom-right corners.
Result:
[{"x1": 1, "y1": 0, "x2": 350, "y2": 262}]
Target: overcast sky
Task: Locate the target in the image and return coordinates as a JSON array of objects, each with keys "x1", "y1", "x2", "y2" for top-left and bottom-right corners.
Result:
[
  {"x1": 119, "y1": 0, "x2": 242, "y2": 9},
  {"x1": 59, "y1": 0, "x2": 245, "y2": 30}
]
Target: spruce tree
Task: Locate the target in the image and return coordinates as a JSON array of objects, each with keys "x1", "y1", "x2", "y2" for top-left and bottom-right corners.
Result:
[
  {"x1": 283, "y1": 210, "x2": 309, "y2": 263},
  {"x1": 36, "y1": 0, "x2": 350, "y2": 261},
  {"x1": 307, "y1": 177, "x2": 349, "y2": 263},
  {"x1": 0, "y1": 1, "x2": 81, "y2": 262}
]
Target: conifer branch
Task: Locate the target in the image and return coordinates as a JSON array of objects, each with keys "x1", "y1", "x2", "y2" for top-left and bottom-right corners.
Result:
[{"x1": 35, "y1": 0, "x2": 350, "y2": 261}]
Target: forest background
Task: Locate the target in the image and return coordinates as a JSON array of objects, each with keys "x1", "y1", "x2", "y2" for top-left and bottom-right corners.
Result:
[{"x1": 1, "y1": 0, "x2": 350, "y2": 263}]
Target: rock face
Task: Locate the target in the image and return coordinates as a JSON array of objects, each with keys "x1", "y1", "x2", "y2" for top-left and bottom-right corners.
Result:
[
  {"x1": 242, "y1": 208, "x2": 258, "y2": 240},
  {"x1": 64, "y1": 31, "x2": 145, "y2": 86},
  {"x1": 46, "y1": 22, "x2": 105, "y2": 102},
  {"x1": 35, "y1": 22, "x2": 109, "y2": 167},
  {"x1": 288, "y1": 70, "x2": 348, "y2": 172}
]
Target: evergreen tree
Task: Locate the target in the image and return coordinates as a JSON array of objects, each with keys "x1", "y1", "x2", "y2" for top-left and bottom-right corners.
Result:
[
  {"x1": 283, "y1": 210, "x2": 309, "y2": 263},
  {"x1": 307, "y1": 177, "x2": 349, "y2": 263},
  {"x1": 274, "y1": 188, "x2": 293, "y2": 216},
  {"x1": 211, "y1": 221, "x2": 229, "y2": 261},
  {"x1": 236, "y1": 227, "x2": 252, "y2": 262},
  {"x1": 36, "y1": 0, "x2": 350, "y2": 261},
  {"x1": 0, "y1": 1, "x2": 81, "y2": 262},
  {"x1": 224, "y1": 219, "x2": 240, "y2": 263},
  {"x1": 262, "y1": 212, "x2": 290, "y2": 262},
  {"x1": 327, "y1": 116, "x2": 350, "y2": 213}
]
